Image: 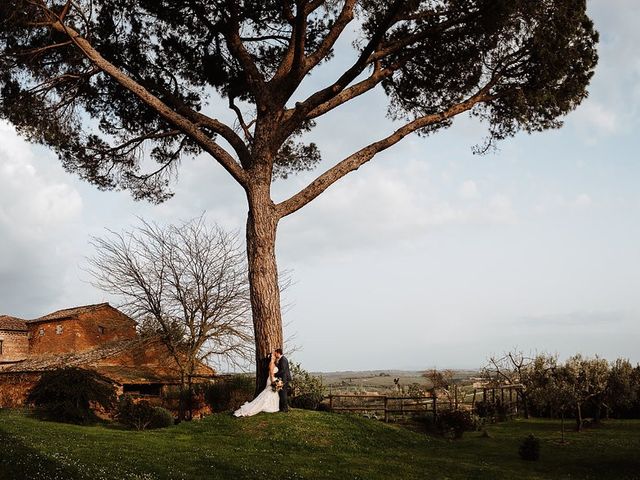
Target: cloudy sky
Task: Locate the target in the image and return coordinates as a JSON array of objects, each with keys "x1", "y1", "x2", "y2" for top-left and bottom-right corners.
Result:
[{"x1": 1, "y1": 1, "x2": 638, "y2": 372}]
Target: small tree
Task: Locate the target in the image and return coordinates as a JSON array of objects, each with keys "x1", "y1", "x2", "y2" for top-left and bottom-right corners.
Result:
[
  {"x1": 88, "y1": 217, "x2": 253, "y2": 420},
  {"x1": 27, "y1": 367, "x2": 116, "y2": 424},
  {"x1": 564, "y1": 354, "x2": 609, "y2": 431},
  {"x1": 606, "y1": 358, "x2": 638, "y2": 418},
  {"x1": 484, "y1": 351, "x2": 534, "y2": 418},
  {"x1": 290, "y1": 362, "x2": 324, "y2": 410},
  {"x1": 423, "y1": 368, "x2": 455, "y2": 407},
  {"x1": 544, "y1": 364, "x2": 576, "y2": 443}
]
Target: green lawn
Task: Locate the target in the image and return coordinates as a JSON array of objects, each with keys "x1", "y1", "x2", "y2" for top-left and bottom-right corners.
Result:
[{"x1": 1, "y1": 409, "x2": 639, "y2": 480}]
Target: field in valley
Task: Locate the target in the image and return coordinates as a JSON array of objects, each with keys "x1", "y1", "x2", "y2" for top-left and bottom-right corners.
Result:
[{"x1": 316, "y1": 369, "x2": 480, "y2": 394}]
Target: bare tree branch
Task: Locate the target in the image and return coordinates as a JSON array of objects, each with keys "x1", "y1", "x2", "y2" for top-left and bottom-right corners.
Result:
[{"x1": 87, "y1": 216, "x2": 254, "y2": 382}]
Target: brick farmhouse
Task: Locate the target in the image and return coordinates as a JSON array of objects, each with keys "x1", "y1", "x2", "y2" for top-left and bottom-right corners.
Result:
[{"x1": 0, "y1": 303, "x2": 215, "y2": 409}]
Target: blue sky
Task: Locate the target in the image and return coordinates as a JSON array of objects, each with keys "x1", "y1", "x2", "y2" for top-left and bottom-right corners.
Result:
[{"x1": 1, "y1": 1, "x2": 638, "y2": 371}]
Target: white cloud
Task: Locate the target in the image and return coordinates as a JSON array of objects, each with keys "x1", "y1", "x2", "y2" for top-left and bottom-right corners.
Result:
[
  {"x1": 0, "y1": 122, "x2": 82, "y2": 237},
  {"x1": 0, "y1": 121, "x2": 84, "y2": 316},
  {"x1": 458, "y1": 180, "x2": 479, "y2": 199},
  {"x1": 534, "y1": 193, "x2": 593, "y2": 213},
  {"x1": 279, "y1": 160, "x2": 517, "y2": 260},
  {"x1": 574, "y1": 193, "x2": 593, "y2": 208},
  {"x1": 573, "y1": 101, "x2": 619, "y2": 137}
]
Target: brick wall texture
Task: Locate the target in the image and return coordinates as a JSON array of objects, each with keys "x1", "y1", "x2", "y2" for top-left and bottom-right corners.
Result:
[
  {"x1": 0, "y1": 331, "x2": 29, "y2": 362},
  {"x1": 28, "y1": 308, "x2": 137, "y2": 355}
]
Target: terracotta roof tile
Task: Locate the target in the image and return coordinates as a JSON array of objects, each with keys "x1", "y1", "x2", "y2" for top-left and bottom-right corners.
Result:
[
  {"x1": 0, "y1": 315, "x2": 28, "y2": 332},
  {"x1": 0, "y1": 335, "x2": 216, "y2": 384},
  {"x1": 0, "y1": 337, "x2": 145, "y2": 373},
  {"x1": 34, "y1": 303, "x2": 112, "y2": 322}
]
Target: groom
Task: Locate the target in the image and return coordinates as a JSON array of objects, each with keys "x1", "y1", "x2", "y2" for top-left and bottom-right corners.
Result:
[{"x1": 274, "y1": 348, "x2": 292, "y2": 412}]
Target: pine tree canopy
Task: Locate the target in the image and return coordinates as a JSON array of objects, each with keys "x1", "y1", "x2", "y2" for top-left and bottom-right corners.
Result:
[{"x1": 0, "y1": 1, "x2": 598, "y2": 203}]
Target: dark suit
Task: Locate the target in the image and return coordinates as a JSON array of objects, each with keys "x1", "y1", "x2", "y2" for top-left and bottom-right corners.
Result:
[{"x1": 275, "y1": 355, "x2": 292, "y2": 412}]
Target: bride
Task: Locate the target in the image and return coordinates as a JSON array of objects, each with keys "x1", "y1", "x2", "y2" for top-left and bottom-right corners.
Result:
[{"x1": 234, "y1": 352, "x2": 280, "y2": 417}]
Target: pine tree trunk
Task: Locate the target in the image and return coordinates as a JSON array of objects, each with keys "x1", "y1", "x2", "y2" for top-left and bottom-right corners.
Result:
[{"x1": 246, "y1": 183, "x2": 283, "y2": 395}]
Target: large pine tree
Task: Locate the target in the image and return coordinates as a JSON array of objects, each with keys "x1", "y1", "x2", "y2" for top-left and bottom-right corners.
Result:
[{"x1": 0, "y1": 0, "x2": 598, "y2": 391}]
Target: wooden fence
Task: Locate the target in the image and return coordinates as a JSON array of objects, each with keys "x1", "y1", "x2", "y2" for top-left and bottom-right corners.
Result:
[
  {"x1": 328, "y1": 394, "x2": 438, "y2": 422},
  {"x1": 327, "y1": 385, "x2": 522, "y2": 422}
]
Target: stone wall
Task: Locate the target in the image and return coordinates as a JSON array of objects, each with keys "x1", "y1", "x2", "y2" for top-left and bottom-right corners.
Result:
[
  {"x1": 0, "y1": 372, "x2": 40, "y2": 408},
  {"x1": 0, "y1": 330, "x2": 29, "y2": 362}
]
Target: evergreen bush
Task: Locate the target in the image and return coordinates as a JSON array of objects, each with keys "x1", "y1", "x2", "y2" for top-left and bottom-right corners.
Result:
[
  {"x1": 149, "y1": 406, "x2": 175, "y2": 429},
  {"x1": 436, "y1": 409, "x2": 475, "y2": 439},
  {"x1": 290, "y1": 362, "x2": 324, "y2": 410},
  {"x1": 116, "y1": 395, "x2": 173, "y2": 430},
  {"x1": 518, "y1": 434, "x2": 541, "y2": 461},
  {"x1": 27, "y1": 367, "x2": 116, "y2": 424}
]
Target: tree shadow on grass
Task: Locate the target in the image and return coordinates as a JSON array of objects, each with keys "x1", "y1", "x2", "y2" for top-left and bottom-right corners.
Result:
[{"x1": 0, "y1": 429, "x2": 85, "y2": 480}]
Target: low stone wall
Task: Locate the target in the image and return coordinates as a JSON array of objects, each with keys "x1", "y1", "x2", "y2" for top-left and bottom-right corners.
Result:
[{"x1": 0, "y1": 372, "x2": 40, "y2": 408}]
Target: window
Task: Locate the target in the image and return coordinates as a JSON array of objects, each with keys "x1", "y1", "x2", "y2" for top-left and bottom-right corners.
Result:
[
  {"x1": 39, "y1": 328, "x2": 45, "y2": 337},
  {"x1": 0, "y1": 339, "x2": 3, "y2": 355},
  {"x1": 55, "y1": 325, "x2": 63, "y2": 335},
  {"x1": 98, "y1": 326, "x2": 105, "y2": 335}
]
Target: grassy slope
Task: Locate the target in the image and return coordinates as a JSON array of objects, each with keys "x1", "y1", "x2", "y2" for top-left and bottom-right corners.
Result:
[{"x1": 1, "y1": 409, "x2": 639, "y2": 480}]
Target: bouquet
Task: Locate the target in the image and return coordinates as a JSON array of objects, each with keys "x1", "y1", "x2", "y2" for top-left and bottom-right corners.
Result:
[{"x1": 271, "y1": 378, "x2": 284, "y2": 392}]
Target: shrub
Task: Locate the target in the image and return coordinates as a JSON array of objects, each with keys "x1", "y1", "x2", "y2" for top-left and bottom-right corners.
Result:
[
  {"x1": 405, "y1": 383, "x2": 427, "y2": 397},
  {"x1": 205, "y1": 375, "x2": 254, "y2": 412},
  {"x1": 290, "y1": 362, "x2": 324, "y2": 410},
  {"x1": 27, "y1": 367, "x2": 116, "y2": 424},
  {"x1": 116, "y1": 395, "x2": 173, "y2": 430},
  {"x1": 519, "y1": 434, "x2": 541, "y2": 461},
  {"x1": 414, "y1": 413, "x2": 437, "y2": 431},
  {"x1": 474, "y1": 400, "x2": 495, "y2": 419},
  {"x1": 436, "y1": 409, "x2": 475, "y2": 439},
  {"x1": 149, "y1": 406, "x2": 174, "y2": 429},
  {"x1": 163, "y1": 384, "x2": 209, "y2": 418}
]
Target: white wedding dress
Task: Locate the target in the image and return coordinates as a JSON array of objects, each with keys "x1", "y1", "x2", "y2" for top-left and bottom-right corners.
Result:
[{"x1": 233, "y1": 367, "x2": 280, "y2": 417}]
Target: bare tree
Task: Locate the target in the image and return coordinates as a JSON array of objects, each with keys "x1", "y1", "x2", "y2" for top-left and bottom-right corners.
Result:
[
  {"x1": 483, "y1": 351, "x2": 535, "y2": 418},
  {"x1": 423, "y1": 368, "x2": 456, "y2": 407},
  {"x1": 88, "y1": 217, "x2": 252, "y2": 418}
]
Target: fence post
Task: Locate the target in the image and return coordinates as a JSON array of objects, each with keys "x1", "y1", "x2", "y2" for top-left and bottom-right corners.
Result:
[
  {"x1": 329, "y1": 395, "x2": 333, "y2": 412},
  {"x1": 472, "y1": 389, "x2": 477, "y2": 414},
  {"x1": 454, "y1": 385, "x2": 458, "y2": 411},
  {"x1": 384, "y1": 396, "x2": 389, "y2": 423},
  {"x1": 432, "y1": 395, "x2": 437, "y2": 420},
  {"x1": 509, "y1": 387, "x2": 513, "y2": 414}
]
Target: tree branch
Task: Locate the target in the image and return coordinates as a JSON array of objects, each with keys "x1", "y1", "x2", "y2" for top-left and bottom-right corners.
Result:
[
  {"x1": 306, "y1": 63, "x2": 394, "y2": 120},
  {"x1": 223, "y1": 1, "x2": 268, "y2": 106},
  {"x1": 277, "y1": 88, "x2": 494, "y2": 218},
  {"x1": 284, "y1": 0, "x2": 404, "y2": 130},
  {"x1": 41, "y1": 11, "x2": 248, "y2": 187},
  {"x1": 303, "y1": 0, "x2": 357, "y2": 73}
]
